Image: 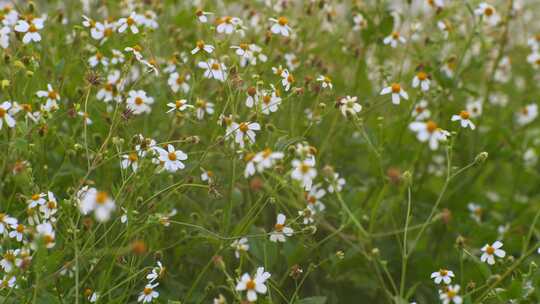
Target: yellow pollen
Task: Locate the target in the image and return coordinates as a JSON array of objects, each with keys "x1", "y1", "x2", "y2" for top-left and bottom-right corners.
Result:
[
  {"x1": 31, "y1": 194, "x2": 40, "y2": 201},
  {"x1": 48, "y1": 91, "x2": 58, "y2": 100},
  {"x1": 196, "y1": 40, "x2": 205, "y2": 49},
  {"x1": 143, "y1": 287, "x2": 153, "y2": 295},
  {"x1": 16, "y1": 224, "x2": 24, "y2": 233},
  {"x1": 29, "y1": 24, "x2": 38, "y2": 33},
  {"x1": 486, "y1": 246, "x2": 495, "y2": 255},
  {"x1": 239, "y1": 43, "x2": 248, "y2": 50},
  {"x1": 134, "y1": 97, "x2": 144, "y2": 105},
  {"x1": 128, "y1": 153, "x2": 138, "y2": 162},
  {"x1": 426, "y1": 120, "x2": 437, "y2": 133},
  {"x1": 439, "y1": 269, "x2": 448, "y2": 276},
  {"x1": 211, "y1": 63, "x2": 220, "y2": 70},
  {"x1": 263, "y1": 95, "x2": 271, "y2": 104},
  {"x1": 274, "y1": 223, "x2": 284, "y2": 232},
  {"x1": 277, "y1": 16, "x2": 288, "y2": 26},
  {"x1": 287, "y1": 74, "x2": 295, "y2": 83},
  {"x1": 246, "y1": 279, "x2": 256, "y2": 290},
  {"x1": 391, "y1": 31, "x2": 400, "y2": 39},
  {"x1": 300, "y1": 163, "x2": 310, "y2": 173},
  {"x1": 95, "y1": 191, "x2": 108, "y2": 205},
  {"x1": 168, "y1": 152, "x2": 177, "y2": 161},
  {"x1": 446, "y1": 290, "x2": 457, "y2": 299},
  {"x1": 126, "y1": 17, "x2": 135, "y2": 26},
  {"x1": 43, "y1": 234, "x2": 54, "y2": 244},
  {"x1": 417, "y1": 72, "x2": 427, "y2": 81},
  {"x1": 262, "y1": 148, "x2": 272, "y2": 158},
  {"x1": 484, "y1": 7, "x2": 494, "y2": 16},
  {"x1": 47, "y1": 201, "x2": 56, "y2": 209},
  {"x1": 459, "y1": 110, "x2": 470, "y2": 119},
  {"x1": 391, "y1": 83, "x2": 401, "y2": 93},
  {"x1": 0, "y1": 108, "x2": 5, "y2": 118},
  {"x1": 239, "y1": 123, "x2": 249, "y2": 133}
]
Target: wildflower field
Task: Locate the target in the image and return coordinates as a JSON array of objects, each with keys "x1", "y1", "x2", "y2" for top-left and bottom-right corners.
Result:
[{"x1": 1, "y1": 0, "x2": 540, "y2": 303}]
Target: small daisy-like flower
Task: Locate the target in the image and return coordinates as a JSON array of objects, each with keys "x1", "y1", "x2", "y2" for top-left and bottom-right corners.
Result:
[
  {"x1": 78, "y1": 188, "x2": 116, "y2": 222},
  {"x1": 409, "y1": 120, "x2": 450, "y2": 150},
  {"x1": 138, "y1": 283, "x2": 159, "y2": 303},
  {"x1": 281, "y1": 69, "x2": 295, "y2": 91},
  {"x1": 195, "y1": 98, "x2": 214, "y2": 120},
  {"x1": 380, "y1": 83, "x2": 409, "y2": 105},
  {"x1": 0, "y1": 102, "x2": 16, "y2": 130},
  {"x1": 0, "y1": 275, "x2": 16, "y2": 289},
  {"x1": 14, "y1": 17, "x2": 45, "y2": 44},
  {"x1": 481, "y1": 241, "x2": 505, "y2": 265},
  {"x1": 316, "y1": 75, "x2": 333, "y2": 89},
  {"x1": 88, "y1": 51, "x2": 109, "y2": 68},
  {"x1": 475, "y1": 2, "x2": 500, "y2": 26},
  {"x1": 305, "y1": 184, "x2": 326, "y2": 212},
  {"x1": 269, "y1": 16, "x2": 292, "y2": 37},
  {"x1": 466, "y1": 99, "x2": 483, "y2": 118},
  {"x1": 36, "y1": 84, "x2": 60, "y2": 112},
  {"x1": 155, "y1": 144, "x2": 188, "y2": 173},
  {"x1": 191, "y1": 40, "x2": 215, "y2": 55},
  {"x1": 40, "y1": 191, "x2": 58, "y2": 221},
  {"x1": 82, "y1": 16, "x2": 105, "y2": 40},
  {"x1": 121, "y1": 152, "x2": 139, "y2": 172},
  {"x1": 353, "y1": 13, "x2": 367, "y2": 31},
  {"x1": 468, "y1": 203, "x2": 483, "y2": 223},
  {"x1": 200, "y1": 169, "x2": 214, "y2": 183},
  {"x1": 299, "y1": 208, "x2": 315, "y2": 224},
  {"x1": 430, "y1": 269, "x2": 454, "y2": 284},
  {"x1": 146, "y1": 261, "x2": 165, "y2": 283},
  {"x1": 0, "y1": 213, "x2": 17, "y2": 234},
  {"x1": 0, "y1": 249, "x2": 18, "y2": 272},
  {"x1": 327, "y1": 172, "x2": 346, "y2": 193},
  {"x1": 168, "y1": 72, "x2": 190, "y2": 94},
  {"x1": 245, "y1": 87, "x2": 259, "y2": 108},
  {"x1": 8, "y1": 223, "x2": 25, "y2": 242},
  {"x1": 195, "y1": 9, "x2": 213, "y2": 23},
  {"x1": 126, "y1": 90, "x2": 154, "y2": 115},
  {"x1": 412, "y1": 71, "x2": 431, "y2": 91},
  {"x1": 260, "y1": 90, "x2": 281, "y2": 115},
  {"x1": 291, "y1": 158, "x2": 317, "y2": 190},
  {"x1": 28, "y1": 193, "x2": 46, "y2": 208},
  {"x1": 166, "y1": 99, "x2": 192, "y2": 113},
  {"x1": 97, "y1": 70, "x2": 123, "y2": 103},
  {"x1": 337, "y1": 96, "x2": 362, "y2": 117},
  {"x1": 439, "y1": 285, "x2": 463, "y2": 304},
  {"x1": 270, "y1": 213, "x2": 294, "y2": 242},
  {"x1": 229, "y1": 121, "x2": 261, "y2": 148},
  {"x1": 198, "y1": 59, "x2": 227, "y2": 82},
  {"x1": 231, "y1": 237, "x2": 249, "y2": 258},
  {"x1": 235, "y1": 267, "x2": 271, "y2": 302},
  {"x1": 383, "y1": 31, "x2": 406, "y2": 48},
  {"x1": 215, "y1": 16, "x2": 241, "y2": 34},
  {"x1": 78, "y1": 111, "x2": 92, "y2": 125},
  {"x1": 253, "y1": 148, "x2": 284, "y2": 172},
  {"x1": 412, "y1": 100, "x2": 431, "y2": 121},
  {"x1": 36, "y1": 221, "x2": 56, "y2": 248},
  {"x1": 516, "y1": 103, "x2": 538, "y2": 126},
  {"x1": 117, "y1": 12, "x2": 142, "y2": 34},
  {"x1": 451, "y1": 111, "x2": 476, "y2": 130}
]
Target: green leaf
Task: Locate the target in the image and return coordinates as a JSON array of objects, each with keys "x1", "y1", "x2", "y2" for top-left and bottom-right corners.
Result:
[{"x1": 296, "y1": 296, "x2": 327, "y2": 304}]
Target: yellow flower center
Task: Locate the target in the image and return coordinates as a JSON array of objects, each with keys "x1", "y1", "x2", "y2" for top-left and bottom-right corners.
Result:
[
  {"x1": 484, "y1": 7, "x2": 494, "y2": 16},
  {"x1": 446, "y1": 290, "x2": 456, "y2": 299},
  {"x1": 391, "y1": 31, "x2": 400, "y2": 39},
  {"x1": 168, "y1": 152, "x2": 177, "y2": 161},
  {"x1": 246, "y1": 279, "x2": 256, "y2": 290},
  {"x1": 459, "y1": 110, "x2": 470, "y2": 119},
  {"x1": 263, "y1": 95, "x2": 271, "y2": 104},
  {"x1": 426, "y1": 120, "x2": 438, "y2": 133},
  {"x1": 486, "y1": 246, "x2": 495, "y2": 255},
  {"x1": 196, "y1": 40, "x2": 205, "y2": 49},
  {"x1": 0, "y1": 108, "x2": 5, "y2": 118},
  {"x1": 391, "y1": 83, "x2": 401, "y2": 93},
  {"x1": 31, "y1": 194, "x2": 40, "y2": 201},
  {"x1": 126, "y1": 16, "x2": 135, "y2": 26},
  {"x1": 47, "y1": 201, "x2": 56, "y2": 209},
  {"x1": 211, "y1": 63, "x2": 220, "y2": 70},
  {"x1": 134, "y1": 97, "x2": 144, "y2": 105},
  {"x1": 439, "y1": 269, "x2": 448, "y2": 276},
  {"x1": 143, "y1": 287, "x2": 153, "y2": 295},
  {"x1": 239, "y1": 123, "x2": 249, "y2": 133},
  {"x1": 300, "y1": 163, "x2": 310, "y2": 173},
  {"x1": 95, "y1": 191, "x2": 108, "y2": 205},
  {"x1": 48, "y1": 91, "x2": 58, "y2": 100},
  {"x1": 16, "y1": 224, "x2": 24, "y2": 233},
  {"x1": 128, "y1": 153, "x2": 138, "y2": 162},
  {"x1": 417, "y1": 72, "x2": 427, "y2": 81},
  {"x1": 278, "y1": 16, "x2": 288, "y2": 26},
  {"x1": 274, "y1": 223, "x2": 284, "y2": 232},
  {"x1": 29, "y1": 24, "x2": 38, "y2": 33},
  {"x1": 239, "y1": 43, "x2": 249, "y2": 50}
]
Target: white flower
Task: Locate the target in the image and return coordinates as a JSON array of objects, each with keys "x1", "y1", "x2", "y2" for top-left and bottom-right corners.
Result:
[
  {"x1": 516, "y1": 103, "x2": 538, "y2": 126},
  {"x1": 235, "y1": 267, "x2": 271, "y2": 302},
  {"x1": 28, "y1": 193, "x2": 46, "y2": 208},
  {"x1": 216, "y1": 16, "x2": 242, "y2": 34},
  {"x1": 88, "y1": 52, "x2": 109, "y2": 68},
  {"x1": 36, "y1": 222, "x2": 55, "y2": 248},
  {"x1": 412, "y1": 71, "x2": 431, "y2": 91},
  {"x1": 380, "y1": 83, "x2": 409, "y2": 105},
  {"x1": 466, "y1": 99, "x2": 483, "y2": 118},
  {"x1": 475, "y1": 3, "x2": 500, "y2": 26},
  {"x1": 126, "y1": 90, "x2": 154, "y2": 115},
  {"x1": 195, "y1": 99, "x2": 214, "y2": 120},
  {"x1": 439, "y1": 285, "x2": 462, "y2": 304},
  {"x1": 253, "y1": 148, "x2": 284, "y2": 172},
  {"x1": 195, "y1": 10, "x2": 212, "y2": 23},
  {"x1": 166, "y1": 99, "x2": 192, "y2": 113},
  {"x1": 138, "y1": 283, "x2": 159, "y2": 303},
  {"x1": 229, "y1": 121, "x2": 261, "y2": 148},
  {"x1": 231, "y1": 238, "x2": 249, "y2": 258},
  {"x1": 338, "y1": 96, "x2": 362, "y2": 117},
  {"x1": 316, "y1": 75, "x2": 333, "y2": 89},
  {"x1": 269, "y1": 16, "x2": 292, "y2": 37},
  {"x1": 36, "y1": 84, "x2": 60, "y2": 112},
  {"x1": 430, "y1": 269, "x2": 454, "y2": 284},
  {"x1": 481, "y1": 241, "x2": 505, "y2": 265},
  {"x1": 327, "y1": 172, "x2": 345, "y2": 193},
  {"x1": 260, "y1": 90, "x2": 281, "y2": 115},
  {"x1": 451, "y1": 111, "x2": 476, "y2": 130},
  {"x1": 82, "y1": 16, "x2": 105, "y2": 40},
  {"x1": 409, "y1": 120, "x2": 449, "y2": 150},
  {"x1": 269, "y1": 213, "x2": 294, "y2": 242},
  {"x1": 8, "y1": 223, "x2": 25, "y2": 242},
  {"x1": 78, "y1": 188, "x2": 116, "y2": 222},
  {"x1": 281, "y1": 69, "x2": 295, "y2": 91},
  {"x1": 121, "y1": 152, "x2": 139, "y2": 172},
  {"x1": 305, "y1": 184, "x2": 326, "y2": 212},
  {"x1": 97, "y1": 70, "x2": 123, "y2": 103},
  {"x1": 191, "y1": 40, "x2": 214, "y2": 55},
  {"x1": 291, "y1": 158, "x2": 317, "y2": 190},
  {"x1": 353, "y1": 14, "x2": 367, "y2": 31},
  {"x1": 117, "y1": 12, "x2": 142, "y2": 34},
  {"x1": 14, "y1": 17, "x2": 45, "y2": 44},
  {"x1": 468, "y1": 203, "x2": 483, "y2": 223},
  {"x1": 0, "y1": 213, "x2": 17, "y2": 234},
  {"x1": 0, "y1": 102, "x2": 16, "y2": 129},
  {"x1": 412, "y1": 100, "x2": 431, "y2": 121},
  {"x1": 146, "y1": 261, "x2": 165, "y2": 283},
  {"x1": 155, "y1": 144, "x2": 188, "y2": 173},
  {"x1": 39, "y1": 191, "x2": 58, "y2": 221},
  {"x1": 198, "y1": 59, "x2": 227, "y2": 82},
  {"x1": 167, "y1": 72, "x2": 190, "y2": 94},
  {"x1": 383, "y1": 31, "x2": 406, "y2": 48},
  {"x1": 0, "y1": 26, "x2": 10, "y2": 49},
  {"x1": 0, "y1": 250, "x2": 19, "y2": 272},
  {"x1": 0, "y1": 276, "x2": 16, "y2": 289}
]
